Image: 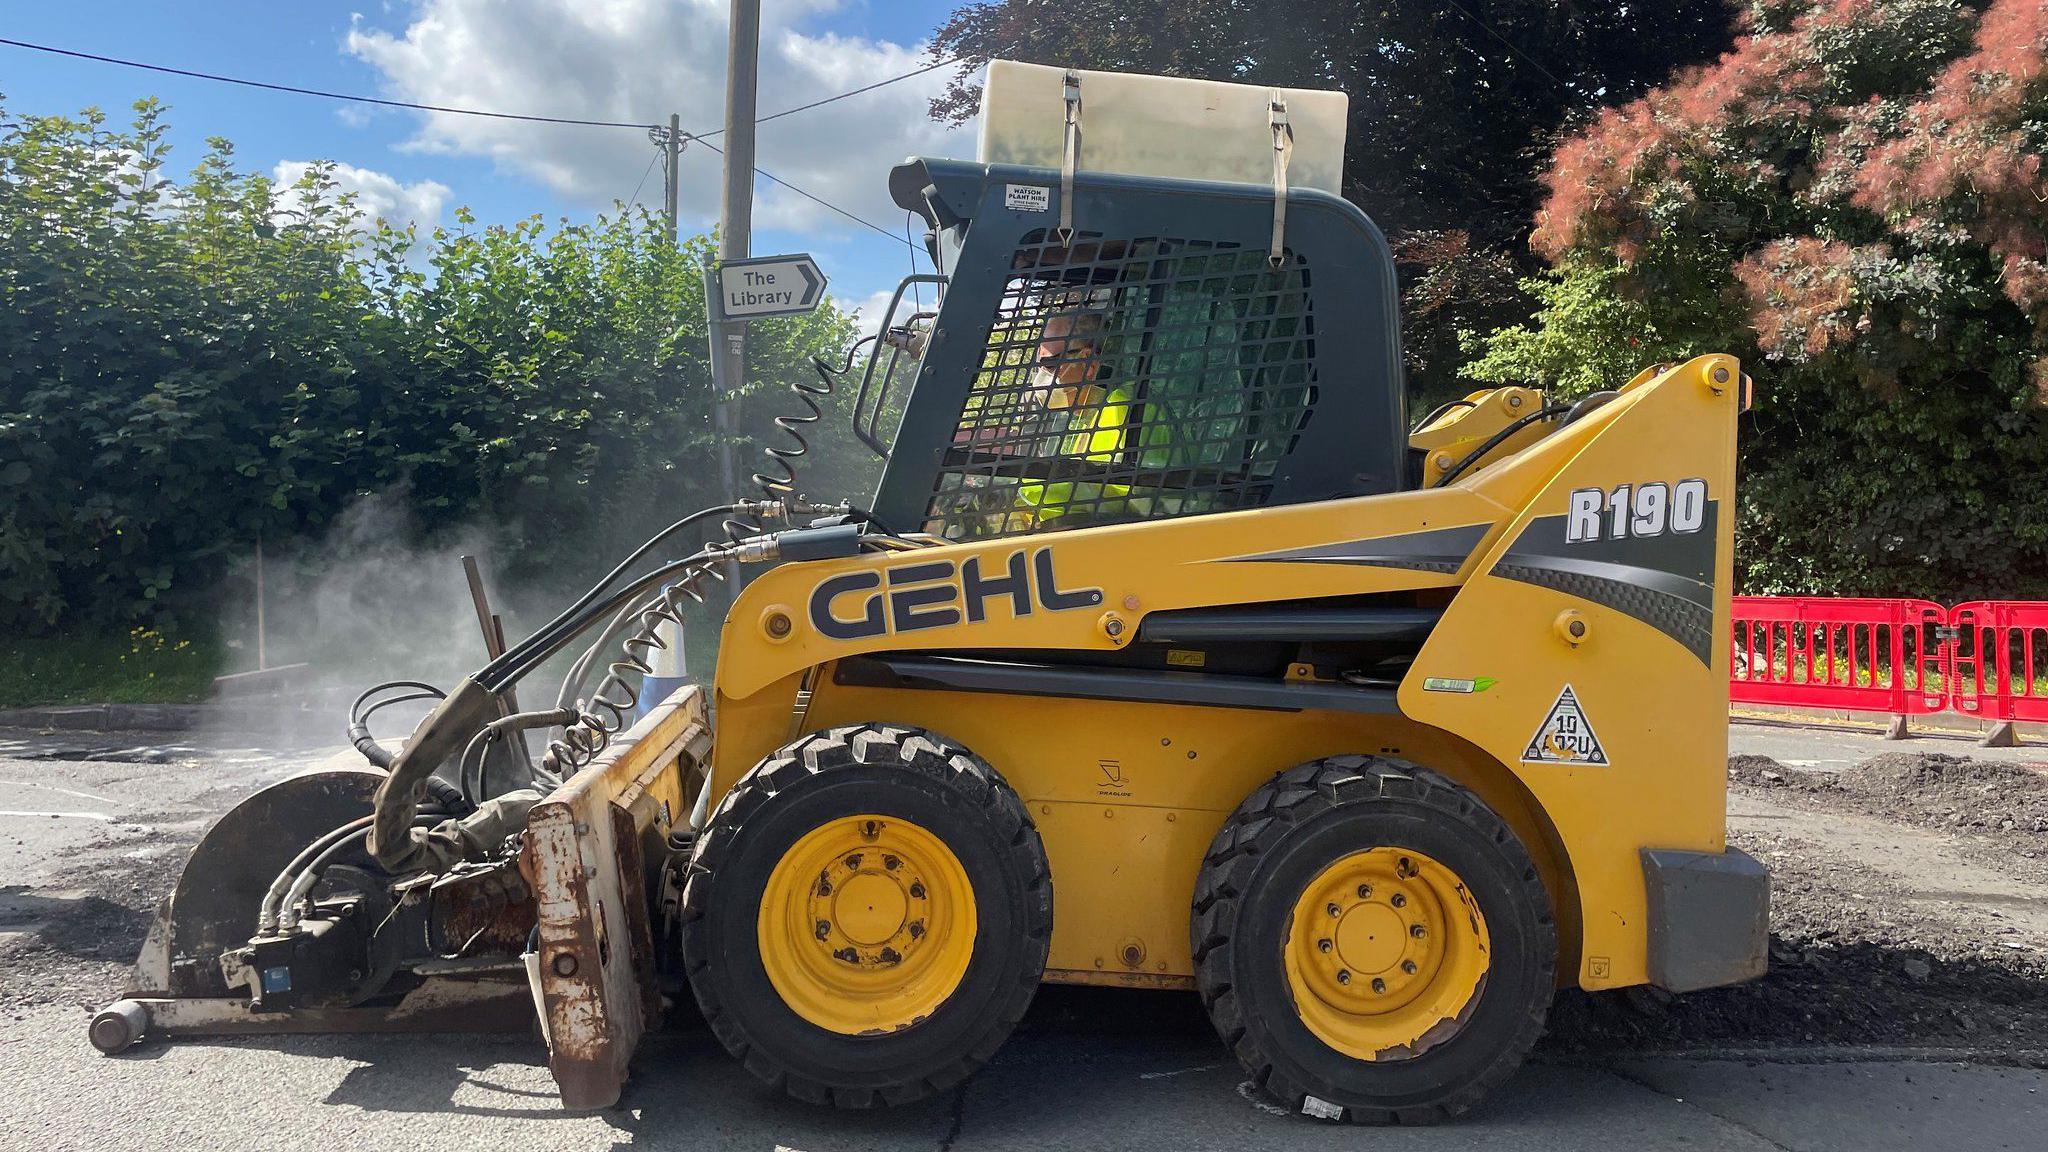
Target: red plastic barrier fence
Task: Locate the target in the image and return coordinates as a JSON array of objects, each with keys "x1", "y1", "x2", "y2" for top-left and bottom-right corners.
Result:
[
  {"x1": 1730, "y1": 596, "x2": 1949, "y2": 716},
  {"x1": 1948, "y1": 601, "x2": 2048, "y2": 723}
]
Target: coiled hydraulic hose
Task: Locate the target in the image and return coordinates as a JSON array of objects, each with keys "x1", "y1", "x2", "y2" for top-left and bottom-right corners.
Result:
[
  {"x1": 367, "y1": 327, "x2": 895, "y2": 868},
  {"x1": 540, "y1": 552, "x2": 727, "y2": 779}
]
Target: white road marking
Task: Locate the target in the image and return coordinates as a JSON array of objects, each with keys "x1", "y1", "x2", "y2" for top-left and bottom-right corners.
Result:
[
  {"x1": 0, "y1": 809, "x2": 113, "y2": 822},
  {"x1": 0, "y1": 780, "x2": 118, "y2": 804},
  {"x1": 1236, "y1": 1080, "x2": 1291, "y2": 1116}
]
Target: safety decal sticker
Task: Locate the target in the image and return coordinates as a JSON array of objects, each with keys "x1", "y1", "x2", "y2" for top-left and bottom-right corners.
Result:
[
  {"x1": 1423, "y1": 676, "x2": 1496, "y2": 694},
  {"x1": 1521, "y1": 684, "x2": 1609, "y2": 766}
]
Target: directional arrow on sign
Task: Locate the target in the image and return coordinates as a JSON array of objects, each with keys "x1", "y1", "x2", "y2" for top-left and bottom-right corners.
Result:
[{"x1": 715, "y1": 253, "x2": 828, "y2": 320}]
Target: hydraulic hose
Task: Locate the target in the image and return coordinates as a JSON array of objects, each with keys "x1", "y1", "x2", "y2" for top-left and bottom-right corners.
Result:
[
  {"x1": 458, "y1": 706, "x2": 580, "y2": 805},
  {"x1": 277, "y1": 814, "x2": 450, "y2": 932},
  {"x1": 476, "y1": 505, "x2": 739, "y2": 690},
  {"x1": 541, "y1": 551, "x2": 727, "y2": 779},
  {"x1": 1433, "y1": 404, "x2": 1571, "y2": 487},
  {"x1": 479, "y1": 545, "x2": 732, "y2": 691},
  {"x1": 258, "y1": 808, "x2": 447, "y2": 933},
  {"x1": 555, "y1": 596, "x2": 646, "y2": 718},
  {"x1": 347, "y1": 681, "x2": 446, "y2": 769},
  {"x1": 367, "y1": 677, "x2": 503, "y2": 871}
]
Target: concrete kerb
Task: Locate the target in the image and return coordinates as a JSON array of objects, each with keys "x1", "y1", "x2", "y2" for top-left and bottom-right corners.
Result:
[{"x1": 1732, "y1": 704, "x2": 2042, "y2": 747}]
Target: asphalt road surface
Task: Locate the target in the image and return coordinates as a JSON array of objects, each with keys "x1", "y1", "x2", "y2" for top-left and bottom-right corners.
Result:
[{"x1": 0, "y1": 721, "x2": 2043, "y2": 1151}]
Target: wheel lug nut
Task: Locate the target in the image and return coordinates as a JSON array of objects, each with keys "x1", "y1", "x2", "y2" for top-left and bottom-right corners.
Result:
[
  {"x1": 1402, "y1": 959, "x2": 1418, "y2": 974},
  {"x1": 1355, "y1": 883, "x2": 1372, "y2": 899},
  {"x1": 1317, "y1": 938, "x2": 1332, "y2": 953},
  {"x1": 883, "y1": 854, "x2": 901, "y2": 870},
  {"x1": 1335, "y1": 970, "x2": 1350, "y2": 985},
  {"x1": 1371, "y1": 977, "x2": 1386, "y2": 993},
  {"x1": 1390, "y1": 893, "x2": 1407, "y2": 909},
  {"x1": 909, "y1": 882, "x2": 926, "y2": 899},
  {"x1": 1410, "y1": 924, "x2": 1426, "y2": 938},
  {"x1": 814, "y1": 920, "x2": 830, "y2": 939},
  {"x1": 1326, "y1": 903, "x2": 1341, "y2": 917}
]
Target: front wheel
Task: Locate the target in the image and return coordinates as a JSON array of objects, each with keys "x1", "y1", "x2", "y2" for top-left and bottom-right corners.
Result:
[
  {"x1": 1191, "y1": 756, "x2": 1555, "y2": 1124},
  {"x1": 679, "y1": 724, "x2": 1052, "y2": 1108}
]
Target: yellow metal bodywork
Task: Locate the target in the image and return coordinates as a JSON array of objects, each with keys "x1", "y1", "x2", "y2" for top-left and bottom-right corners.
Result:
[
  {"x1": 1409, "y1": 386, "x2": 1551, "y2": 487},
  {"x1": 706, "y1": 355, "x2": 1741, "y2": 994}
]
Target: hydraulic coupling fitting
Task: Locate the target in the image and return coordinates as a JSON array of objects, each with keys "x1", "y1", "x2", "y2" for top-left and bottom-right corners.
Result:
[
  {"x1": 731, "y1": 498, "x2": 790, "y2": 521},
  {"x1": 734, "y1": 535, "x2": 782, "y2": 564}
]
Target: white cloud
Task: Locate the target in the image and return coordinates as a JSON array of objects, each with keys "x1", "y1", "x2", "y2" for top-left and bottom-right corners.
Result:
[
  {"x1": 851, "y1": 287, "x2": 899, "y2": 324},
  {"x1": 343, "y1": 1, "x2": 972, "y2": 236},
  {"x1": 271, "y1": 160, "x2": 452, "y2": 233}
]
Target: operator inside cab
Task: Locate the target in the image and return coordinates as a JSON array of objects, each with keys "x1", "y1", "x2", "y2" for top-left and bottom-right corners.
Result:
[{"x1": 1010, "y1": 299, "x2": 1141, "y2": 530}]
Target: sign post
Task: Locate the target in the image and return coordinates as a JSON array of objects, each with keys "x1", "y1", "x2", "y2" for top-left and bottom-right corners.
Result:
[{"x1": 703, "y1": 252, "x2": 828, "y2": 591}]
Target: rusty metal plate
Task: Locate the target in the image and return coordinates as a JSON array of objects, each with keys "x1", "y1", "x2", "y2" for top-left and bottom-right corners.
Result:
[{"x1": 525, "y1": 687, "x2": 709, "y2": 1109}]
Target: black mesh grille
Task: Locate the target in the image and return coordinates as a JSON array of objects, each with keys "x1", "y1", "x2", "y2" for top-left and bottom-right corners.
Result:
[{"x1": 920, "y1": 231, "x2": 1318, "y2": 540}]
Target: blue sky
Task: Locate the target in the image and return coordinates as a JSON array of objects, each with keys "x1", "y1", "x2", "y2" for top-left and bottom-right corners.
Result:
[{"x1": 2, "y1": 0, "x2": 972, "y2": 318}]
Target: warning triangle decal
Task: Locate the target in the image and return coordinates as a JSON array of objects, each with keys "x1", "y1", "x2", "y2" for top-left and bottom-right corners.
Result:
[{"x1": 1521, "y1": 684, "x2": 1609, "y2": 766}]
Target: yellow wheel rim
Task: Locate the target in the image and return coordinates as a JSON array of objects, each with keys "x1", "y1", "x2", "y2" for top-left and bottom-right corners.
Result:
[
  {"x1": 757, "y1": 814, "x2": 977, "y2": 1035},
  {"x1": 1281, "y1": 847, "x2": 1490, "y2": 1061}
]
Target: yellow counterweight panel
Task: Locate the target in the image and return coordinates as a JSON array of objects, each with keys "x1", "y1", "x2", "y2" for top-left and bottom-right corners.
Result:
[{"x1": 1401, "y1": 356, "x2": 1740, "y2": 990}]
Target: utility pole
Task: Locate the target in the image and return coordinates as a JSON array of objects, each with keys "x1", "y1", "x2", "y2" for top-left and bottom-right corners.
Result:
[
  {"x1": 711, "y1": 0, "x2": 759, "y2": 511},
  {"x1": 661, "y1": 113, "x2": 681, "y2": 245}
]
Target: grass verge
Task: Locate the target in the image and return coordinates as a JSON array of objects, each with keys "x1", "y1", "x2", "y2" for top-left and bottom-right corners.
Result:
[{"x1": 0, "y1": 627, "x2": 224, "y2": 708}]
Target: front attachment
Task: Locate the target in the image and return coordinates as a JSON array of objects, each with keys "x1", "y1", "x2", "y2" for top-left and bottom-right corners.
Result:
[
  {"x1": 525, "y1": 687, "x2": 711, "y2": 1109},
  {"x1": 91, "y1": 767, "x2": 533, "y2": 1054}
]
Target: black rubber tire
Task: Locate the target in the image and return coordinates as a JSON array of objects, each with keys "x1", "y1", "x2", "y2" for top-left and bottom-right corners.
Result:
[
  {"x1": 1191, "y1": 756, "x2": 1556, "y2": 1124},
  {"x1": 679, "y1": 724, "x2": 1052, "y2": 1108}
]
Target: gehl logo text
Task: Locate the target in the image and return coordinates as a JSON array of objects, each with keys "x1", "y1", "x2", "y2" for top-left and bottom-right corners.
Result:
[{"x1": 809, "y1": 548, "x2": 1103, "y2": 640}]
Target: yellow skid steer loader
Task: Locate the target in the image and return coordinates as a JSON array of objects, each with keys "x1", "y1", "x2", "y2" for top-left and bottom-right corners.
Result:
[{"x1": 91, "y1": 62, "x2": 1766, "y2": 1124}]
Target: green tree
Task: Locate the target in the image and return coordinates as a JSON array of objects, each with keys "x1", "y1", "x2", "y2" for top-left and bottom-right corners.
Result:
[
  {"x1": 927, "y1": 0, "x2": 1738, "y2": 401},
  {"x1": 1467, "y1": 0, "x2": 2048, "y2": 599},
  {"x1": 0, "y1": 99, "x2": 871, "y2": 635}
]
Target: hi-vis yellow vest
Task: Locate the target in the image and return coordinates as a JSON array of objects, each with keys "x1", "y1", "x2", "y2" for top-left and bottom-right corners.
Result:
[{"x1": 1013, "y1": 382, "x2": 1135, "y2": 527}]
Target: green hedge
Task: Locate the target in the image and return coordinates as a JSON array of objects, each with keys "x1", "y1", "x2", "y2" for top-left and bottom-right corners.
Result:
[{"x1": 0, "y1": 100, "x2": 872, "y2": 636}]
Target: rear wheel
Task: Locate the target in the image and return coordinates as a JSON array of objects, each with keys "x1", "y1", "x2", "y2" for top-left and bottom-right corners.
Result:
[
  {"x1": 1191, "y1": 756, "x2": 1554, "y2": 1123},
  {"x1": 680, "y1": 724, "x2": 1051, "y2": 1107}
]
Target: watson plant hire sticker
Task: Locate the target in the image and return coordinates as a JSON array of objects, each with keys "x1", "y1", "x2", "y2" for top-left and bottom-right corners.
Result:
[{"x1": 1522, "y1": 684, "x2": 1609, "y2": 766}]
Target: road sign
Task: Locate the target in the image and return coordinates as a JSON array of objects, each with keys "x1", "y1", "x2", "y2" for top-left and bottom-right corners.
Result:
[{"x1": 715, "y1": 253, "x2": 827, "y2": 320}]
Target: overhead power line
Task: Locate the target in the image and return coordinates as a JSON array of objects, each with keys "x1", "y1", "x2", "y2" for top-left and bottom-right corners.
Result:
[
  {"x1": 0, "y1": 36, "x2": 955, "y2": 133},
  {"x1": 1438, "y1": 1, "x2": 1575, "y2": 93},
  {"x1": 687, "y1": 134, "x2": 904, "y2": 244},
  {"x1": 0, "y1": 36, "x2": 659, "y2": 128},
  {"x1": 690, "y1": 56, "x2": 956, "y2": 141},
  {"x1": 1, "y1": 34, "x2": 940, "y2": 250}
]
